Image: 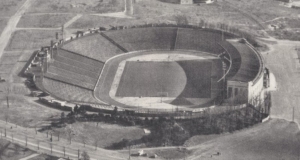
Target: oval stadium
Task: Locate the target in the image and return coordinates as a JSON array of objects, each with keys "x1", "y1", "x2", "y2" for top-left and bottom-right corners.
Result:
[{"x1": 27, "y1": 25, "x2": 268, "y2": 117}]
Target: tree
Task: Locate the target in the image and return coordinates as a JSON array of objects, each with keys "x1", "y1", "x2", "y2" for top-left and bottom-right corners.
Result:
[
  {"x1": 93, "y1": 136, "x2": 102, "y2": 150},
  {"x1": 113, "y1": 106, "x2": 118, "y2": 116},
  {"x1": 81, "y1": 151, "x2": 90, "y2": 160},
  {"x1": 53, "y1": 129, "x2": 61, "y2": 141},
  {"x1": 74, "y1": 105, "x2": 79, "y2": 114},
  {"x1": 61, "y1": 112, "x2": 65, "y2": 123},
  {"x1": 65, "y1": 127, "x2": 74, "y2": 144},
  {"x1": 80, "y1": 135, "x2": 87, "y2": 147},
  {"x1": 4, "y1": 110, "x2": 9, "y2": 124}
]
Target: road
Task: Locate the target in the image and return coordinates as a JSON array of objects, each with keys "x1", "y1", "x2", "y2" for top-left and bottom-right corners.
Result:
[
  {"x1": 258, "y1": 37, "x2": 300, "y2": 128},
  {"x1": 0, "y1": 119, "x2": 151, "y2": 160}
]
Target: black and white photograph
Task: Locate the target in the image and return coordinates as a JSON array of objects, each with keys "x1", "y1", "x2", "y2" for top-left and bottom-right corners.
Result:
[{"x1": 0, "y1": 0, "x2": 298, "y2": 159}]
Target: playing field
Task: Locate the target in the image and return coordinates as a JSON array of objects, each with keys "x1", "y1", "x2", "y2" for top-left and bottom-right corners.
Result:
[{"x1": 116, "y1": 60, "x2": 212, "y2": 98}]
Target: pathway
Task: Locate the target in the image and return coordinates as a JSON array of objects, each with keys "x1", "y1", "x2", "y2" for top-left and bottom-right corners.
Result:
[{"x1": 0, "y1": 0, "x2": 34, "y2": 57}]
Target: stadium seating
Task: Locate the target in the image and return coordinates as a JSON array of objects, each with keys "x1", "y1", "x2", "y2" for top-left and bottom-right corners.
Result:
[
  {"x1": 44, "y1": 49, "x2": 104, "y2": 90},
  {"x1": 51, "y1": 60, "x2": 99, "y2": 79},
  {"x1": 45, "y1": 72, "x2": 95, "y2": 89},
  {"x1": 103, "y1": 27, "x2": 178, "y2": 51},
  {"x1": 47, "y1": 66, "x2": 97, "y2": 84},
  {"x1": 42, "y1": 78, "x2": 100, "y2": 103},
  {"x1": 54, "y1": 55, "x2": 100, "y2": 73},
  {"x1": 175, "y1": 29, "x2": 231, "y2": 54},
  {"x1": 62, "y1": 34, "x2": 125, "y2": 62},
  {"x1": 226, "y1": 41, "x2": 260, "y2": 82},
  {"x1": 57, "y1": 49, "x2": 104, "y2": 67}
]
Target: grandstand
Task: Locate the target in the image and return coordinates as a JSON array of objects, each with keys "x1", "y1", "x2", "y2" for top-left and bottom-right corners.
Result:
[
  {"x1": 42, "y1": 78, "x2": 100, "y2": 104},
  {"x1": 175, "y1": 28, "x2": 234, "y2": 54},
  {"x1": 227, "y1": 41, "x2": 261, "y2": 82},
  {"x1": 62, "y1": 34, "x2": 125, "y2": 62},
  {"x1": 103, "y1": 27, "x2": 178, "y2": 51},
  {"x1": 45, "y1": 49, "x2": 104, "y2": 90},
  {"x1": 218, "y1": 41, "x2": 242, "y2": 78}
]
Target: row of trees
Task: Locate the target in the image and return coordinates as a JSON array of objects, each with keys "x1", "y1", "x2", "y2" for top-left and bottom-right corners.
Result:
[{"x1": 55, "y1": 94, "x2": 270, "y2": 149}]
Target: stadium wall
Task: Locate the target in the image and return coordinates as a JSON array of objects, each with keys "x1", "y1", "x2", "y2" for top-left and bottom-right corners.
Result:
[
  {"x1": 248, "y1": 73, "x2": 264, "y2": 104},
  {"x1": 227, "y1": 80, "x2": 248, "y2": 99}
]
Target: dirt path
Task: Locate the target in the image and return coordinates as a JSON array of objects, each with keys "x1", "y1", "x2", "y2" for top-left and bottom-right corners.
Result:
[
  {"x1": 63, "y1": 14, "x2": 82, "y2": 28},
  {"x1": 0, "y1": 0, "x2": 33, "y2": 57}
]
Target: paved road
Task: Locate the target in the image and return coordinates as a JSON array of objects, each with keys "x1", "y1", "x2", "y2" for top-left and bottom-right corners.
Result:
[{"x1": 259, "y1": 37, "x2": 300, "y2": 128}]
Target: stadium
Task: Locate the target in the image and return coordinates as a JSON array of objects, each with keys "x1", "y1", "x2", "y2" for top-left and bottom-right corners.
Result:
[{"x1": 27, "y1": 24, "x2": 268, "y2": 117}]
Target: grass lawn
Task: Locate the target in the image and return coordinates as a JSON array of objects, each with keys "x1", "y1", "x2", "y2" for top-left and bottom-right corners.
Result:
[
  {"x1": 26, "y1": 0, "x2": 124, "y2": 14},
  {"x1": 49, "y1": 121, "x2": 145, "y2": 148},
  {"x1": 0, "y1": 139, "x2": 35, "y2": 160},
  {"x1": 187, "y1": 119, "x2": 300, "y2": 160},
  {"x1": 0, "y1": 0, "x2": 27, "y2": 17},
  {"x1": 0, "y1": 18, "x2": 8, "y2": 35},
  {"x1": 133, "y1": 0, "x2": 260, "y2": 30},
  {"x1": 5, "y1": 30, "x2": 59, "y2": 51},
  {"x1": 0, "y1": 50, "x2": 35, "y2": 83},
  {"x1": 0, "y1": 96, "x2": 62, "y2": 128},
  {"x1": 225, "y1": 0, "x2": 300, "y2": 22},
  {"x1": 68, "y1": 15, "x2": 153, "y2": 29},
  {"x1": 29, "y1": 154, "x2": 59, "y2": 160},
  {"x1": 17, "y1": 14, "x2": 75, "y2": 28}
]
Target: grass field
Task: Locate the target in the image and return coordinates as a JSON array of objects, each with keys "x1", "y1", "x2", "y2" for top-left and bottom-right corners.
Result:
[
  {"x1": 116, "y1": 60, "x2": 212, "y2": 98},
  {"x1": 17, "y1": 14, "x2": 75, "y2": 28},
  {"x1": 68, "y1": 15, "x2": 149, "y2": 29},
  {"x1": 0, "y1": 51, "x2": 31, "y2": 83},
  {"x1": 26, "y1": 0, "x2": 124, "y2": 14},
  {"x1": 0, "y1": 18, "x2": 8, "y2": 35},
  {"x1": 0, "y1": 0, "x2": 27, "y2": 17},
  {"x1": 50, "y1": 121, "x2": 145, "y2": 148},
  {"x1": 187, "y1": 119, "x2": 300, "y2": 160},
  {"x1": 5, "y1": 30, "x2": 58, "y2": 51},
  {"x1": 0, "y1": 139, "x2": 35, "y2": 160},
  {"x1": 0, "y1": 96, "x2": 61, "y2": 128}
]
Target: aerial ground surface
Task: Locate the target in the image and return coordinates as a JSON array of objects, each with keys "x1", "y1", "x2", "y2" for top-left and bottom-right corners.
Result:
[{"x1": 0, "y1": 0, "x2": 299, "y2": 159}]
